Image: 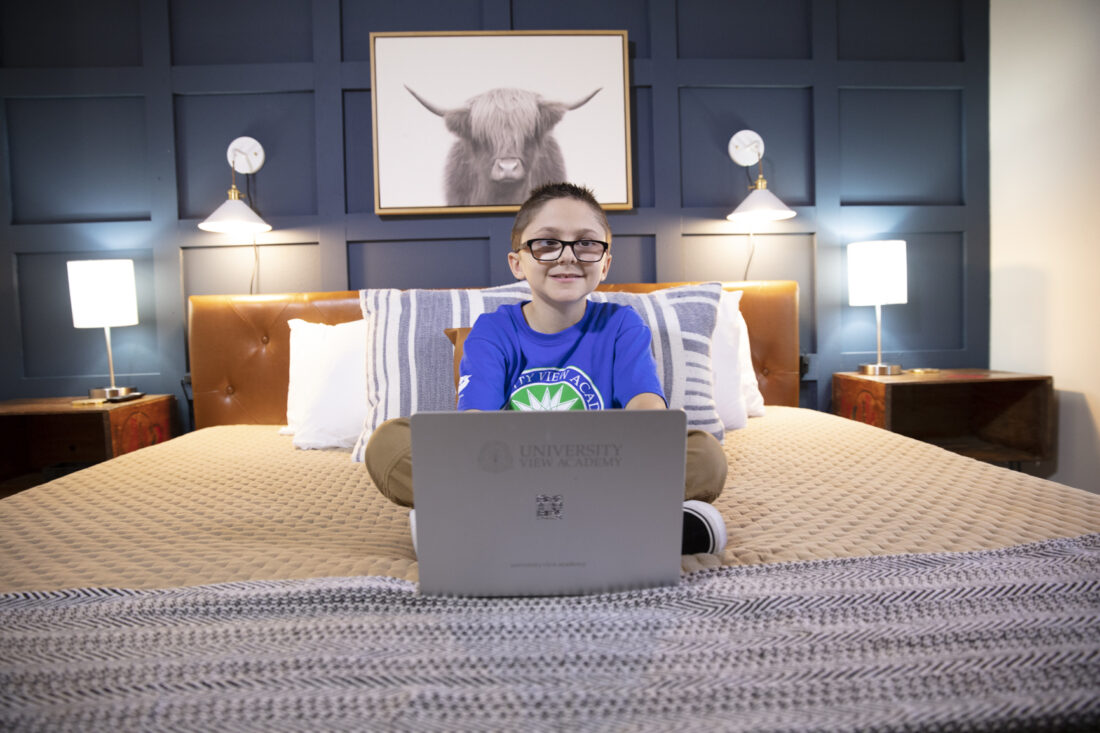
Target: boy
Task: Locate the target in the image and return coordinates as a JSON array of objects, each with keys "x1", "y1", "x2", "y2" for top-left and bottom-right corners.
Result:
[{"x1": 366, "y1": 182, "x2": 728, "y2": 555}]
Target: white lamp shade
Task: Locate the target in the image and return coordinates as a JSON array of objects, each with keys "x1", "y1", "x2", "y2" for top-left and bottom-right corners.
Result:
[
  {"x1": 67, "y1": 259, "x2": 139, "y2": 329},
  {"x1": 198, "y1": 197, "x2": 272, "y2": 234},
  {"x1": 726, "y1": 187, "x2": 797, "y2": 222},
  {"x1": 847, "y1": 240, "x2": 908, "y2": 306}
]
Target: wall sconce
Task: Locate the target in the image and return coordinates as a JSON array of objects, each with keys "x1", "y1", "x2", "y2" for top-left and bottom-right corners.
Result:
[
  {"x1": 198, "y1": 136, "x2": 271, "y2": 235},
  {"x1": 725, "y1": 130, "x2": 795, "y2": 279},
  {"x1": 66, "y1": 259, "x2": 141, "y2": 400},
  {"x1": 726, "y1": 130, "x2": 796, "y2": 223},
  {"x1": 847, "y1": 239, "x2": 908, "y2": 375}
]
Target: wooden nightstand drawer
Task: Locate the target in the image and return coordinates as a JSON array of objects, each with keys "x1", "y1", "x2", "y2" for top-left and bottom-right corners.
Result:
[
  {"x1": 832, "y1": 370, "x2": 1054, "y2": 464},
  {"x1": 0, "y1": 394, "x2": 179, "y2": 487},
  {"x1": 27, "y1": 412, "x2": 114, "y2": 465}
]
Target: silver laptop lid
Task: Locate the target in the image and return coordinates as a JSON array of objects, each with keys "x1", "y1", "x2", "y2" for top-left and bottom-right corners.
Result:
[{"x1": 411, "y1": 410, "x2": 686, "y2": 597}]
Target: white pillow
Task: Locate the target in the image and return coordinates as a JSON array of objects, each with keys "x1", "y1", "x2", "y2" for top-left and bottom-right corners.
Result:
[
  {"x1": 284, "y1": 318, "x2": 368, "y2": 450},
  {"x1": 738, "y1": 307, "x2": 766, "y2": 417},
  {"x1": 709, "y1": 289, "x2": 748, "y2": 431},
  {"x1": 283, "y1": 319, "x2": 322, "y2": 435},
  {"x1": 351, "y1": 281, "x2": 727, "y2": 461}
]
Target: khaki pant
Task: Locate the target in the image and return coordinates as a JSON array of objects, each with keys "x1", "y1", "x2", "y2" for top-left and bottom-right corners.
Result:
[{"x1": 364, "y1": 416, "x2": 728, "y2": 508}]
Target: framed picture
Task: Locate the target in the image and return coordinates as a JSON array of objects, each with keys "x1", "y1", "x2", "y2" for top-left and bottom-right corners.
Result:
[{"x1": 370, "y1": 30, "x2": 632, "y2": 215}]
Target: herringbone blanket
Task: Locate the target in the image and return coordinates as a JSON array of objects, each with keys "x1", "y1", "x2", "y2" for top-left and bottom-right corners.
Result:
[{"x1": 3, "y1": 534, "x2": 1098, "y2": 732}]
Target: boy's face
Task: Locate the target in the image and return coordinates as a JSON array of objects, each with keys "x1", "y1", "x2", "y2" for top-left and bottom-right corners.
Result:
[{"x1": 508, "y1": 197, "x2": 612, "y2": 308}]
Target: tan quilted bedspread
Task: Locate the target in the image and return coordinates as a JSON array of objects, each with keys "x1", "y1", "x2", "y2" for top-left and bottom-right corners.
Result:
[{"x1": 2, "y1": 407, "x2": 1098, "y2": 593}]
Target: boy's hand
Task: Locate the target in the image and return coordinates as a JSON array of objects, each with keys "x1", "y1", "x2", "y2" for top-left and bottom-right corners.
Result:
[{"x1": 625, "y1": 392, "x2": 667, "y2": 410}]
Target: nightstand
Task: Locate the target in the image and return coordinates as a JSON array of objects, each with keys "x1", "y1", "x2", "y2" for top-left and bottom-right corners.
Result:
[
  {"x1": 0, "y1": 394, "x2": 179, "y2": 493},
  {"x1": 832, "y1": 370, "x2": 1054, "y2": 466}
]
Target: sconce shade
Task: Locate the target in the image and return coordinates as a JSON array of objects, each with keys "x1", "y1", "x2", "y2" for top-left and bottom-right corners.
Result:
[
  {"x1": 727, "y1": 180, "x2": 797, "y2": 222},
  {"x1": 198, "y1": 185, "x2": 272, "y2": 234},
  {"x1": 67, "y1": 259, "x2": 139, "y2": 329},
  {"x1": 726, "y1": 130, "x2": 796, "y2": 223},
  {"x1": 847, "y1": 240, "x2": 908, "y2": 306}
]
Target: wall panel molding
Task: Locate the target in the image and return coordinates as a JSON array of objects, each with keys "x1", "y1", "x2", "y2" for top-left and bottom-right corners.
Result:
[
  {"x1": 169, "y1": 0, "x2": 314, "y2": 66},
  {"x1": 348, "y1": 238, "x2": 493, "y2": 290},
  {"x1": 0, "y1": 0, "x2": 991, "y2": 417},
  {"x1": 677, "y1": 0, "x2": 812, "y2": 60},
  {"x1": 6, "y1": 96, "x2": 151, "y2": 225},
  {"x1": 679, "y1": 86, "x2": 813, "y2": 208},
  {"x1": 837, "y1": 0, "x2": 964, "y2": 62},
  {"x1": 839, "y1": 88, "x2": 964, "y2": 206},
  {"x1": 173, "y1": 91, "x2": 318, "y2": 220},
  {"x1": 1, "y1": 1, "x2": 143, "y2": 69}
]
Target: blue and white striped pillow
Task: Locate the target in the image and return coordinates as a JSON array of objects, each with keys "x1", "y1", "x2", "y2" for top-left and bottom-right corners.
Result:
[
  {"x1": 352, "y1": 282, "x2": 532, "y2": 462},
  {"x1": 351, "y1": 281, "x2": 724, "y2": 462},
  {"x1": 588, "y1": 282, "x2": 725, "y2": 441}
]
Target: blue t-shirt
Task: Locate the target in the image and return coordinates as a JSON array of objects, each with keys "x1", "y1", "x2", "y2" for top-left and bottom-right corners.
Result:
[{"x1": 457, "y1": 301, "x2": 665, "y2": 411}]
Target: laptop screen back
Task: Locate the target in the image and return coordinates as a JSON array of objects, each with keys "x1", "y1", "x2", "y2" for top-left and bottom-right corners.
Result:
[{"x1": 411, "y1": 409, "x2": 686, "y2": 597}]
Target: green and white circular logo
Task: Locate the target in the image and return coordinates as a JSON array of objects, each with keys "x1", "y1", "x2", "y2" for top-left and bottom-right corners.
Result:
[{"x1": 509, "y1": 367, "x2": 603, "y2": 411}]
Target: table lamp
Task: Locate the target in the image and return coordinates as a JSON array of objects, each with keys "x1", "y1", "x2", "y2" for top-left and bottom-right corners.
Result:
[
  {"x1": 66, "y1": 259, "x2": 140, "y2": 399},
  {"x1": 847, "y1": 239, "x2": 907, "y2": 375}
]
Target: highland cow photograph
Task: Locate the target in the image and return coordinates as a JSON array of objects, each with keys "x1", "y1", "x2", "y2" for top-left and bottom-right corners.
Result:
[{"x1": 370, "y1": 31, "x2": 632, "y2": 215}]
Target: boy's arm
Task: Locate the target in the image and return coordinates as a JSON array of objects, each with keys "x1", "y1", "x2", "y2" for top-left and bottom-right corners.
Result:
[
  {"x1": 457, "y1": 319, "x2": 510, "y2": 411},
  {"x1": 625, "y1": 392, "x2": 666, "y2": 410},
  {"x1": 613, "y1": 309, "x2": 667, "y2": 409}
]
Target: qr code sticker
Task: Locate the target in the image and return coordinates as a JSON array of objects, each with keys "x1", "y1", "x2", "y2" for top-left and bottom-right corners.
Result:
[{"x1": 536, "y1": 494, "x2": 564, "y2": 520}]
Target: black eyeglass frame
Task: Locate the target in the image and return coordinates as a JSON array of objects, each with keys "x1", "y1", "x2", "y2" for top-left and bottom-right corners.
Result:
[{"x1": 520, "y1": 238, "x2": 610, "y2": 262}]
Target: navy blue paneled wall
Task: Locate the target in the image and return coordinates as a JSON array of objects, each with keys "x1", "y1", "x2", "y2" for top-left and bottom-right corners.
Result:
[{"x1": 0, "y1": 0, "x2": 989, "y2": 418}]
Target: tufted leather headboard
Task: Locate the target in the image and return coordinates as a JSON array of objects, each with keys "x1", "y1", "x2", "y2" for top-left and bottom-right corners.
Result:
[{"x1": 188, "y1": 281, "x2": 799, "y2": 429}]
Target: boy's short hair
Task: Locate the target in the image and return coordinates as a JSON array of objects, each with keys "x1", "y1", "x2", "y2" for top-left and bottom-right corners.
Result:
[{"x1": 510, "y1": 182, "x2": 611, "y2": 251}]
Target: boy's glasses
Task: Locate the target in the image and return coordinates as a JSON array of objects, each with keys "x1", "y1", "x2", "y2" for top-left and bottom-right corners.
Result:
[{"x1": 522, "y1": 239, "x2": 609, "y2": 262}]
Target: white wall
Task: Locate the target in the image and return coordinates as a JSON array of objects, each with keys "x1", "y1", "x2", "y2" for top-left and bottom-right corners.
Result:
[{"x1": 990, "y1": 0, "x2": 1100, "y2": 493}]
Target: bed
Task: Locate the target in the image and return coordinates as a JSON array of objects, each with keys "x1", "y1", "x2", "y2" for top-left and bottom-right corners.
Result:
[{"x1": 2, "y1": 280, "x2": 1098, "y2": 731}]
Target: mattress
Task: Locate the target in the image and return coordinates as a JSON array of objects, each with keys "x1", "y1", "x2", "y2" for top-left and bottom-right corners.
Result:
[{"x1": 2, "y1": 406, "x2": 1098, "y2": 593}]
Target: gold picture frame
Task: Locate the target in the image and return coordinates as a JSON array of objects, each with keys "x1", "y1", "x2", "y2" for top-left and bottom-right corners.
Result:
[{"x1": 370, "y1": 30, "x2": 633, "y2": 216}]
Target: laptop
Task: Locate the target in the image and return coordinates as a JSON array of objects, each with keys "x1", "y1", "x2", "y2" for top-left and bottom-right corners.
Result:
[{"x1": 410, "y1": 409, "x2": 686, "y2": 597}]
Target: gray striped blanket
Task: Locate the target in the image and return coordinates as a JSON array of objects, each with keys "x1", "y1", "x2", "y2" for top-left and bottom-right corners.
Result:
[{"x1": 3, "y1": 534, "x2": 1099, "y2": 732}]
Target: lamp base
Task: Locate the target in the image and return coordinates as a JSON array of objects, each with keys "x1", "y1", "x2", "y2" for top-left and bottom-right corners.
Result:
[
  {"x1": 89, "y1": 386, "x2": 139, "y2": 400},
  {"x1": 859, "y1": 363, "x2": 902, "y2": 376}
]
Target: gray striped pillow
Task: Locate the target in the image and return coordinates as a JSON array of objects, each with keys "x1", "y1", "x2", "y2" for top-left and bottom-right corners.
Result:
[
  {"x1": 352, "y1": 282, "x2": 532, "y2": 462},
  {"x1": 588, "y1": 282, "x2": 725, "y2": 441},
  {"x1": 351, "y1": 281, "x2": 724, "y2": 462}
]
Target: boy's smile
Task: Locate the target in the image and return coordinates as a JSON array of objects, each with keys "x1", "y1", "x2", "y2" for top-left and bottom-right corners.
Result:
[{"x1": 508, "y1": 198, "x2": 612, "y2": 332}]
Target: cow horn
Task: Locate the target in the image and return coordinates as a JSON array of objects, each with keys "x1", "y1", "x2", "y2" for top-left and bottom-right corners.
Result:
[
  {"x1": 405, "y1": 85, "x2": 448, "y2": 117},
  {"x1": 567, "y1": 88, "x2": 602, "y2": 110}
]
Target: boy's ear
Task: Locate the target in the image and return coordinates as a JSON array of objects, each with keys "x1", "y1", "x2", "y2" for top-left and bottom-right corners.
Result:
[
  {"x1": 599, "y1": 252, "x2": 612, "y2": 281},
  {"x1": 507, "y1": 250, "x2": 526, "y2": 280}
]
